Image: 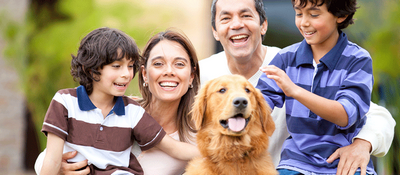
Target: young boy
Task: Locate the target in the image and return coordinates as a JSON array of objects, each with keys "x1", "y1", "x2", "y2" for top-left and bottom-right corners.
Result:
[
  {"x1": 40, "y1": 27, "x2": 199, "y2": 175},
  {"x1": 256, "y1": 0, "x2": 376, "y2": 174}
]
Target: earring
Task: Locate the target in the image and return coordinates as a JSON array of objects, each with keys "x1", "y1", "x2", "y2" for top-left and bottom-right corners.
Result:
[
  {"x1": 189, "y1": 84, "x2": 193, "y2": 89},
  {"x1": 143, "y1": 82, "x2": 148, "y2": 87}
]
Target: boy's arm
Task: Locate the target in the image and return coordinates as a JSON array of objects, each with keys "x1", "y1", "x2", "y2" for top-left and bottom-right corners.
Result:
[
  {"x1": 40, "y1": 133, "x2": 65, "y2": 175},
  {"x1": 155, "y1": 135, "x2": 200, "y2": 161},
  {"x1": 260, "y1": 65, "x2": 348, "y2": 126}
]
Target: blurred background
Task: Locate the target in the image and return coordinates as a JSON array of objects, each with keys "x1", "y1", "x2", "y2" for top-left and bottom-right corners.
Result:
[{"x1": 0, "y1": 0, "x2": 398, "y2": 174}]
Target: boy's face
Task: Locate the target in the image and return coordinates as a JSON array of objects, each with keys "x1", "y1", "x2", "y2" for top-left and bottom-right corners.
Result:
[
  {"x1": 212, "y1": 0, "x2": 267, "y2": 62},
  {"x1": 142, "y1": 40, "x2": 194, "y2": 103},
  {"x1": 293, "y1": 0, "x2": 346, "y2": 49},
  {"x1": 92, "y1": 57, "x2": 135, "y2": 98}
]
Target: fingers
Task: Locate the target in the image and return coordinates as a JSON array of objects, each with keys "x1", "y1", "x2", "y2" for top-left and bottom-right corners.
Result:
[
  {"x1": 60, "y1": 166, "x2": 90, "y2": 175},
  {"x1": 336, "y1": 155, "x2": 345, "y2": 175},
  {"x1": 327, "y1": 149, "x2": 340, "y2": 163},
  {"x1": 60, "y1": 160, "x2": 88, "y2": 175},
  {"x1": 360, "y1": 164, "x2": 367, "y2": 175},
  {"x1": 62, "y1": 151, "x2": 78, "y2": 161},
  {"x1": 259, "y1": 65, "x2": 280, "y2": 74}
]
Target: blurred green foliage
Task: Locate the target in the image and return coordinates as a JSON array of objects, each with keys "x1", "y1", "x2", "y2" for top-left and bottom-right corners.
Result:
[
  {"x1": 1, "y1": 0, "x2": 175, "y2": 150},
  {"x1": 347, "y1": 0, "x2": 400, "y2": 173}
]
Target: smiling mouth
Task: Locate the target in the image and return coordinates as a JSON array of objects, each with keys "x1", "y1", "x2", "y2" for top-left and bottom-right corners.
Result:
[
  {"x1": 219, "y1": 114, "x2": 250, "y2": 132},
  {"x1": 114, "y1": 83, "x2": 127, "y2": 87},
  {"x1": 159, "y1": 82, "x2": 178, "y2": 88},
  {"x1": 304, "y1": 31, "x2": 316, "y2": 35},
  {"x1": 230, "y1": 35, "x2": 249, "y2": 44}
]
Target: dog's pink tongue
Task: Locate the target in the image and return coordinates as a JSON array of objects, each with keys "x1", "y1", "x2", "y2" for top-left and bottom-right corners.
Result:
[{"x1": 228, "y1": 117, "x2": 246, "y2": 132}]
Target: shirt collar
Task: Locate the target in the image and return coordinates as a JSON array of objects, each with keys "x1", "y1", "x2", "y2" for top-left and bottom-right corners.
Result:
[
  {"x1": 295, "y1": 31, "x2": 348, "y2": 71},
  {"x1": 77, "y1": 85, "x2": 125, "y2": 116}
]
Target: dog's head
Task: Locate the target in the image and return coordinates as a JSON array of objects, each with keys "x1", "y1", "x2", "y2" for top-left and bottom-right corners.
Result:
[{"x1": 192, "y1": 74, "x2": 275, "y2": 137}]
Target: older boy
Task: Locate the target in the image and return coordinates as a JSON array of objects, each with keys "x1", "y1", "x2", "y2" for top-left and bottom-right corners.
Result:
[{"x1": 257, "y1": 0, "x2": 376, "y2": 174}]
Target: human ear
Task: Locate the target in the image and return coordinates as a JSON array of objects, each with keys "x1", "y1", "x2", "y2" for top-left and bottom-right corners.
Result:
[
  {"x1": 212, "y1": 27, "x2": 220, "y2": 41},
  {"x1": 260, "y1": 19, "x2": 268, "y2": 35},
  {"x1": 337, "y1": 15, "x2": 348, "y2": 24},
  {"x1": 141, "y1": 65, "x2": 148, "y2": 83}
]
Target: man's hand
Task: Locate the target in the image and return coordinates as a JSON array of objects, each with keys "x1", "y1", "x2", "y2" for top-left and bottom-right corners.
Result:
[
  {"x1": 326, "y1": 139, "x2": 372, "y2": 175},
  {"x1": 59, "y1": 151, "x2": 90, "y2": 175}
]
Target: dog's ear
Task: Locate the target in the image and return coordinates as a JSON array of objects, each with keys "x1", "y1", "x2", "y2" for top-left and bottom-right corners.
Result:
[
  {"x1": 191, "y1": 83, "x2": 208, "y2": 130},
  {"x1": 255, "y1": 88, "x2": 275, "y2": 136}
]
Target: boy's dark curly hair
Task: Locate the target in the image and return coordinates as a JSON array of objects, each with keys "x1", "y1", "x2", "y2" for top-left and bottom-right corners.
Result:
[
  {"x1": 291, "y1": 0, "x2": 358, "y2": 30},
  {"x1": 70, "y1": 27, "x2": 141, "y2": 95}
]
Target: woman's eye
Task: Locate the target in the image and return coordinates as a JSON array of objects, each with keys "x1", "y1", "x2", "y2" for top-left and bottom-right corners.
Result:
[
  {"x1": 176, "y1": 62, "x2": 185, "y2": 67},
  {"x1": 112, "y1": 65, "x2": 120, "y2": 68},
  {"x1": 311, "y1": 14, "x2": 319, "y2": 17}
]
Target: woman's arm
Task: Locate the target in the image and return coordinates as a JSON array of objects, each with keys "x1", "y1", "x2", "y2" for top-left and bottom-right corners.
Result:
[
  {"x1": 40, "y1": 133, "x2": 65, "y2": 175},
  {"x1": 155, "y1": 135, "x2": 200, "y2": 161}
]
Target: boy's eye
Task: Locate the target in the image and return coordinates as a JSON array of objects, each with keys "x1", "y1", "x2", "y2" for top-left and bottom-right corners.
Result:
[
  {"x1": 153, "y1": 62, "x2": 163, "y2": 66},
  {"x1": 311, "y1": 14, "x2": 319, "y2": 17},
  {"x1": 112, "y1": 65, "x2": 120, "y2": 68}
]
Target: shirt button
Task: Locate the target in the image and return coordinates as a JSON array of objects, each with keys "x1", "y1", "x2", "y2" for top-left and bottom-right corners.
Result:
[{"x1": 100, "y1": 126, "x2": 103, "y2": 131}]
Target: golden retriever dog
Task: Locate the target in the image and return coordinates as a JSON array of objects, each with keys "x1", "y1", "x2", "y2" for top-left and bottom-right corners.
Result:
[{"x1": 185, "y1": 75, "x2": 277, "y2": 175}]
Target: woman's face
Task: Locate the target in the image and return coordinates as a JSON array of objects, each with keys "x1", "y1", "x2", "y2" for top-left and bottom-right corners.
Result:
[{"x1": 142, "y1": 40, "x2": 194, "y2": 103}]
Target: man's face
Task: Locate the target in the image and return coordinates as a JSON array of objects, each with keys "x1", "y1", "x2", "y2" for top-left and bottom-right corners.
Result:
[{"x1": 213, "y1": 0, "x2": 267, "y2": 61}]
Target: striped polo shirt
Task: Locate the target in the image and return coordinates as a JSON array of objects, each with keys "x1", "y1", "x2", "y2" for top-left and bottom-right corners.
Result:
[
  {"x1": 256, "y1": 32, "x2": 376, "y2": 174},
  {"x1": 42, "y1": 85, "x2": 166, "y2": 175}
]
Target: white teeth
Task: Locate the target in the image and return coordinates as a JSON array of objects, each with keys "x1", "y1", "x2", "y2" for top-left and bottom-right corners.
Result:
[
  {"x1": 305, "y1": 31, "x2": 315, "y2": 35},
  {"x1": 114, "y1": 83, "x2": 126, "y2": 87},
  {"x1": 160, "y1": 82, "x2": 178, "y2": 87},
  {"x1": 231, "y1": 35, "x2": 248, "y2": 40}
]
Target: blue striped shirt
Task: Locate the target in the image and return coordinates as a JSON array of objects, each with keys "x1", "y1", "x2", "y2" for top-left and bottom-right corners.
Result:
[{"x1": 256, "y1": 32, "x2": 375, "y2": 174}]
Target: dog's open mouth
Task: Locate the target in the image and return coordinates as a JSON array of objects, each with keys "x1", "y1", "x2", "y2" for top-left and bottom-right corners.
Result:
[{"x1": 219, "y1": 114, "x2": 250, "y2": 132}]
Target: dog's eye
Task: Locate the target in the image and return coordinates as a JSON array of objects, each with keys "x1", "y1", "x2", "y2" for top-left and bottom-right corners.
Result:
[
  {"x1": 245, "y1": 88, "x2": 250, "y2": 93},
  {"x1": 218, "y1": 88, "x2": 226, "y2": 93}
]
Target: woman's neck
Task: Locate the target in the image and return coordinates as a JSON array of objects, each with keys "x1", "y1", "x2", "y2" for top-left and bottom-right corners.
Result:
[{"x1": 146, "y1": 99, "x2": 180, "y2": 134}]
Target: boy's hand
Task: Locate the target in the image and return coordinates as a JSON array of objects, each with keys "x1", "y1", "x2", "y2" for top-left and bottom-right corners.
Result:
[
  {"x1": 260, "y1": 65, "x2": 300, "y2": 97},
  {"x1": 59, "y1": 151, "x2": 90, "y2": 175},
  {"x1": 326, "y1": 139, "x2": 371, "y2": 175}
]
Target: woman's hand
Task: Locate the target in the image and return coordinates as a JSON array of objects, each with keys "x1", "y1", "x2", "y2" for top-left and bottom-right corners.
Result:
[{"x1": 59, "y1": 151, "x2": 90, "y2": 175}]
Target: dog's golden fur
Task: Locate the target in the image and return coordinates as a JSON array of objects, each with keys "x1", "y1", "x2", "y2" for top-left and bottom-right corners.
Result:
[{"x1": 185, "y1": 75, "x2": 277, "y2": 175}]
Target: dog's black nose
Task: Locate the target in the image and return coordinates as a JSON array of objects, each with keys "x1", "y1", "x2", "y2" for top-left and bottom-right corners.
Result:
[{"x1": 233, "y1": 97, "x2": 248, "y2": 110}]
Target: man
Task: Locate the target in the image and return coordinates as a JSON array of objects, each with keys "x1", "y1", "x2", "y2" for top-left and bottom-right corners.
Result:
[{"x1": 199, "y1": 0, "x2": 395, "y2": 174}]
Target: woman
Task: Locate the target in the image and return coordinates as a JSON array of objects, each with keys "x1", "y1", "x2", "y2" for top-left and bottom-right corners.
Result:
[
  {"x1": 133, "y1": 29, "x2": 200, "y2": 174},
  {"x1": 34, "y1": 29, "x2": 200, "y2": 175}
]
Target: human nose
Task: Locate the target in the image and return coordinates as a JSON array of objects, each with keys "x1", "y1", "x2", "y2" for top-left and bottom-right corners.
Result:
[
  {"x1": 230, "y1": 16, "x2": 244, "y2": 30},
  {"x1": 163, "y1": 64, "x2": 175, "y2": 76},
  {"x1": 300, "y1": 16, "x2": 310, "y2": 27},
  {"x1": 121, "y1": 66, "x2": 131, "y2": 78}
]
